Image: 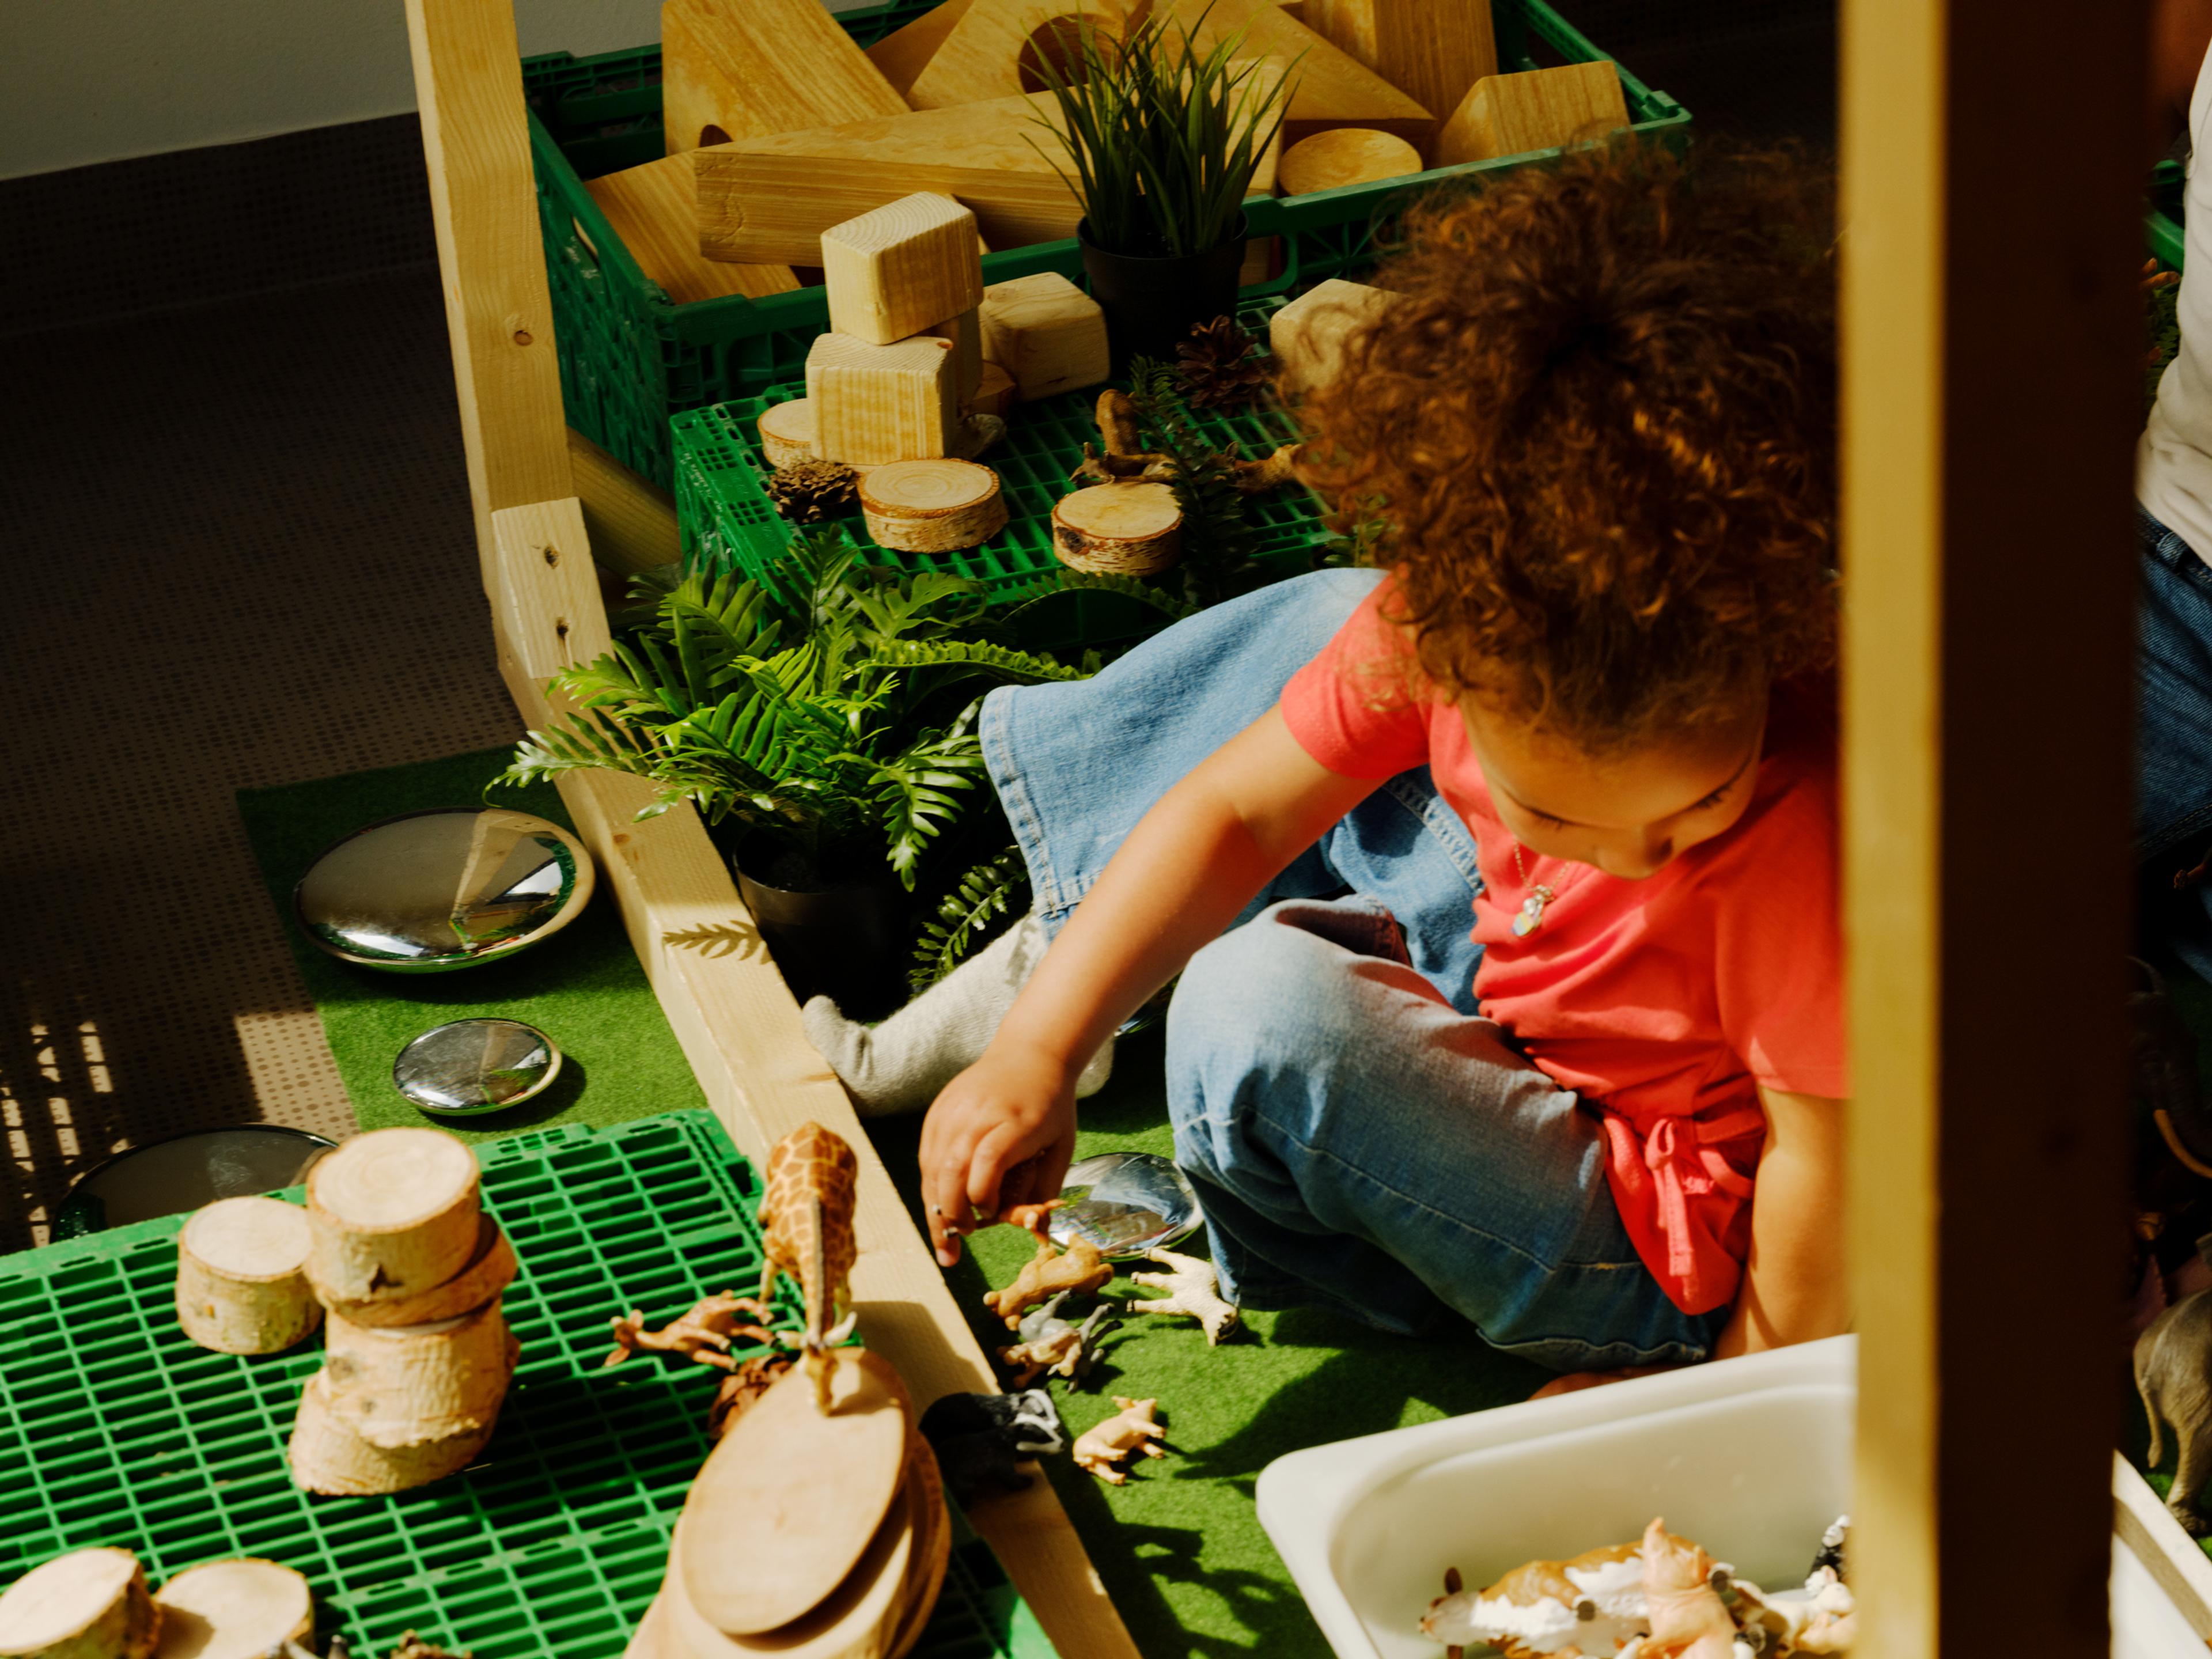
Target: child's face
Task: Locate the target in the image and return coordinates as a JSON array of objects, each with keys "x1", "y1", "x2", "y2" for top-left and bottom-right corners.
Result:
[{"x1": 1460, "y1": 696, "x2": 1769, "y2": 880}]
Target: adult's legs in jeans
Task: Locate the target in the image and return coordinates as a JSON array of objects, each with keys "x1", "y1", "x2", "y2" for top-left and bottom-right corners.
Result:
[
  {"x1": 2137, "y1": 511, "x2": 2212, "y2": 978},
  {"x1": 1167, "y1": 896, "x2": 1719, "y2": 1370}
]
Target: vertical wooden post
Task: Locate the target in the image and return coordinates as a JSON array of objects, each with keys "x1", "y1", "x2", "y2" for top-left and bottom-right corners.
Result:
[{"x1": 1843, "y1": 0, "x2": 2142, "y2": 1651}]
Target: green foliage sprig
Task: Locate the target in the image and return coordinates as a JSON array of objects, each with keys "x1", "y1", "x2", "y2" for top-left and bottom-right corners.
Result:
[
  {"x1": 910, "y1": 846, "x2": 1032, "y2": 994},
  {"x1": 1126, "y1": 356, "x2": 1257, "y2": 608},
  {"x1": 1028, "y1": 9, "x2": 1298, "y2": 259}
]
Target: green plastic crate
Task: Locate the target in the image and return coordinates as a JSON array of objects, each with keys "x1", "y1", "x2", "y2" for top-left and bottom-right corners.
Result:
[
  {"x1": 0, "y1": 1112, "x2": 1055, "y2": 1659},
  {"x1": 524, "y1": 0, "x2": 1689, "y2": 489}
]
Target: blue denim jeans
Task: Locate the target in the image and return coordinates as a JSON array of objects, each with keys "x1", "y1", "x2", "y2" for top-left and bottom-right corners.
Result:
[
  {"x1": 979, "y1": 570, "x2": 1722, "y2": 1368},
  {"x1": 2139, "y1": 510, "x2": 2212, "y2": 979}
]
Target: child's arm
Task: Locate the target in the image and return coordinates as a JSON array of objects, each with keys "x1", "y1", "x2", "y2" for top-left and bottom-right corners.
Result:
[
  {"x1": 1711, "y1": 1086, "x2": 1850, "y2": 1358},
  {"x1": 919, "y1": 706, "x2": 1380, "y2": 1264}
]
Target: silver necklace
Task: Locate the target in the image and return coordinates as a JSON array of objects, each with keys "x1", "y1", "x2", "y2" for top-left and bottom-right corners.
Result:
[{"x1": 1510, "y1": 843, "x2": 1555, "y2": 937}]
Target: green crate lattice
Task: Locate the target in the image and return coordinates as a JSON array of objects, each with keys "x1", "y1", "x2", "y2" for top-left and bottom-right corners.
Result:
[
  {"x1": 522, "y1": 0, "x2": 1688, "y2": 490},
  {"x1": 0, "y1": 1111, "x2": 1053, "y2": 1659}
]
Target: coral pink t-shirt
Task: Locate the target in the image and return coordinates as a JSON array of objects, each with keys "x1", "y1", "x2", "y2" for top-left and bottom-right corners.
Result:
[{"x1": 1279, "y1": 582, "x2": 1849, "y2": 1315}]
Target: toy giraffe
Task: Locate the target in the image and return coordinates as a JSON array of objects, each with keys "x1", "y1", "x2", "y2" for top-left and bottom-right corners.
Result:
[{"x1": 738, "y1": 1121, "x2": 860, "y2": 1412}]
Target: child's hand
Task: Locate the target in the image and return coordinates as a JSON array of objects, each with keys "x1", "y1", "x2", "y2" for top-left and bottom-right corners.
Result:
[{"x1": 920, "y1": 1043, "x2": 1079, "y2": 1266}]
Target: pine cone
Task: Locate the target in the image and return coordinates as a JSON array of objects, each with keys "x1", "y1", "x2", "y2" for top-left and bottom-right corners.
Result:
[
  {"x1": 1175, "y1": 316, "x2": 1269, "y2": 410},
  {"x1": 766, "y1": 459, "x2": 861, "y2": 524}
]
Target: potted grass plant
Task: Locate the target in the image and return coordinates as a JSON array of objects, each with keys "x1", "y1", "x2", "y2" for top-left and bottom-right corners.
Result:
[
  {"x1": 494, "y1": 533, "x2": 1085, "y2": 1012},
  {"x1": 1031, "y1": 9, "x2": 1297, "y2": 366}
]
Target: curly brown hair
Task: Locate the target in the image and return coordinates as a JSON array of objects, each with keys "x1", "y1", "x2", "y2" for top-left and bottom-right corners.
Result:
[{"x1": 1297, "y1": 138, "x2": 1838, "y2": 752}]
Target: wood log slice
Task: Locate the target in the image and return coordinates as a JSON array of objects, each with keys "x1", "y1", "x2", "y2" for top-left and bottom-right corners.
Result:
[
  {"x1": 676, "y1": 1351, "x2": 911, "y2": 1635},
  {"x1": 757, "y1": 400, "x2": 818, "y2": 468},
  {"x1": 622, "y1": 1597, "x2": 677, "y2": 1659},
  {"x1": 882, "y1": 1446, "x2": 949, "y2": 1659},
  {"x1": 1278, "y1": 127, "x2": 1425, "y2": 196},
  {"x1": 0, "y1": 1551, "x2": 158, "y2": 1659},
  {"x1": 305, "y1": 1127, "x2": 480, "y2": 1304},
  {"x1": 859, "y1": 460, "x2": 1006, "y2": 553},
  {"x1": 1051, "y1": 483, "x2": 1183, "y2": 576},
  {"x1": 149, "y1": 1561, "x2": 312, "y2": 1659},
  {"x1": 175, "y1": 1198, "x2": 321, "y2": 1355},
  {"x1": 319, "y1": 1216, "x2": 516, "y2": 1328},
  {"x1": 318, "y1": 1298, "x2": 518, "y2": 1448},
  {"x1": 287, "y1": 1372, "x2": 501, "y2": 1496}
]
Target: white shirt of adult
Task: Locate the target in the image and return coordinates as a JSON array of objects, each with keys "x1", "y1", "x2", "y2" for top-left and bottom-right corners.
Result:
[{"x1": 2142, "y1": 35, "x2": 2212, "y2": 565}]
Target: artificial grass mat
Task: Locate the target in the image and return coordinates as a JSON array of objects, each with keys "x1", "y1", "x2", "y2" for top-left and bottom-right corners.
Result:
[
  {"x1": 235, "y1": 748, "x2": 709, "y2": 1141},
  {"x1": 236, "y1": 749, "x2": 1549, "y2": 1658}
]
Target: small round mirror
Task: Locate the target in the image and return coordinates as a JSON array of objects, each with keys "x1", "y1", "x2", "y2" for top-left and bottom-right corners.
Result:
[
  {"x1": 1047, "y1": 1152, "x2": 1203, "y2": 1258},
  {"x1": 296, "y1": 807, "x2": 594, "y2": 972},
  {"x1": 393, "y1": 1018, "x2": 563, "y2": 1116},
  {"x1": 52, "y1": 1126, "x2": 336, "y2": 1237}
]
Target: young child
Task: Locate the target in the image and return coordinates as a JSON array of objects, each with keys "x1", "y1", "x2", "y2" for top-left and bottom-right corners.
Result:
[{"x1": 817, "y1": 141, "x2": 1848, "y2": 1375}]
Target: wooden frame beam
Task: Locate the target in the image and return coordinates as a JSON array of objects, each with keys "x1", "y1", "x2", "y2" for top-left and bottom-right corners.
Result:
[
  {"x1": 401, "y1": 7, "x2": 1138, "y2": 1657},
  {"x1": 1842, "y1": 0, "x2": 2142, "y2": 1650}
]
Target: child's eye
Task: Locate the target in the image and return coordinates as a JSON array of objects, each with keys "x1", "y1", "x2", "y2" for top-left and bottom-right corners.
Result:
[
  {"x1": 1687, "y1": 785, "x2": 1731, "y2": 813},
  {"x1": 1525, "y1": 808, "x2": 1569, "y2": 829}
]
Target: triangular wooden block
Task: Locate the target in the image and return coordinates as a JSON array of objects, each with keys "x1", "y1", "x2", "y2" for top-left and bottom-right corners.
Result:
[
  {"x1": 906, "y1": 0, "x2": 1135, "y2": 110},
  {"x1": 863, "y1": 0, "x2": 980, "y2": 97},
  {"x1": 1154, "y1": 0, "x2": 1432, "y2": 147},
  {"x1": 584, "y1": 154, "x2": 798, "y2": 305},
  {"x1": 1303, "y1": 0, "x2": 1497, "y2": 145},
  {"x1": 660, "y1": 0, "x2": 908, "y2": 156},
  {"x1": 1433, "y1": 59, "x2": 1630, "y2": 167},
  {"x1": 695, "y1": 93, "x2": 1084, "y2": 266}
]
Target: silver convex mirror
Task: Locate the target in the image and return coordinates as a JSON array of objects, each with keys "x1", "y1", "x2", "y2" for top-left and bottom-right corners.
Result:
[
  {"x1": 394, "y1": 1018, "x2": 563, "y2": 1116},
  {"x1": 296, "y1": 807, "x2": 595, "y2": 972},
  {"x1": 1047, "y1": 1152, "x2": 1202, "y2": 1259}
]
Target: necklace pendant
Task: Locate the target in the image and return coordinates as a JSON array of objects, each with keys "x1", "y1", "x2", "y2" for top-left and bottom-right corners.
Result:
[{"x1": 1512, "y1": 885, "x2": 1555, "y2": 938}]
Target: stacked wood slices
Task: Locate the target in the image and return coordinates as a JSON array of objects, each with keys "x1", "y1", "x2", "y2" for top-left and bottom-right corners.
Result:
[
  {"x1": 0, "y1": 1550, "x2": 314, "y2": 1659},
  {"x1": 286, "y1": 1127, "x2": 521, "y2": 1495}
]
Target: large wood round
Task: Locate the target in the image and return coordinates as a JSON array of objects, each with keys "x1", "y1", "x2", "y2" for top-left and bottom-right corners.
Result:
[
  {"x1": 757, "y1": 400, "x2": 817, "y2": 469},
  {"x1": 306, "y1": 1127, "x2": 480, "y2": 1303},
  {"x1": 1278, "y1": 128, "x2": 1425, "y2": 197},
  {"x1": 0, "y1": 1549, "x2": 157, "y2": 1659},
  {"x1": 676, "y1": 1351, "x2": 911, "y2": 1637},
  {"x1": 320, "y1": 1215, "x2": 516, "y2": 1328},
  {"x1": 859, "y1": 460, "x2": 1006, "y2": 554},
  {"x1": 1051, "y1": 483, "x2": 1184, "y2": 576},
  {"x1": 175, "y1": 1198, "x2": 320, "y2": 1355},
  {"x1": 150, "y1": 1560, "x2": 312, "y2": 1659},
  {"x1": 882, "y1": 1446, "x2": 949, "y2": 1659}
]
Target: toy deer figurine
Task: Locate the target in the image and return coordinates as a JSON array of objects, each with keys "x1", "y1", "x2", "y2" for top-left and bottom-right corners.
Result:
[
  {"x1": 735, "y1": 1122, "x2": 860, "y2": 1412},
  {"x1": 604, "y1": 1292, "x2": 775, "y2": 1370}
]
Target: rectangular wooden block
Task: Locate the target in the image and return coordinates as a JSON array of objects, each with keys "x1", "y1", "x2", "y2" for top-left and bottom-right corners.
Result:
[
  {"x1": 1304, "y1": 0, "x2": 1496, "y2": 148},
  {"x1": 583, "y1": 154, "x2": 798, "y2": 305},
  {"x1": 695, "y1": 93, "x2": 1082, "y2": 266},
  {"x1": 1434, "y1": 60, "x2": 1631, "y2": 166},
  {"x1": 904, "y1": 0, "x2": 1130, "y2": 109},
  {"x1": 822, "y1": 192, "x2": 986, "y2": 345},
  {"x1": 660, "y1": 0, "x2": 908, "y2": 156},
  {"x1": 977, "y1": 271, "x2": 1108, "y2": 400},
  {"x1": 1153, "y1": 0, "x2": 1432, "y2": 147},
  {"x1": 922, "y1": 308, "x2": 985, "y2": 400},
  {"x1": 805, "y1": 331, "x2": 961, "y2": 464},
  {"x1": 1268, "y1": 276, "x2": 1401, "y2": 398}
]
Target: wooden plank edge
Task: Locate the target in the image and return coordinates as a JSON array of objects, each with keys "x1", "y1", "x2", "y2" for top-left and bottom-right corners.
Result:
[
  {"x1": 486, "y1": 499, "x2": 1142, "y2": 1659},
  {"x1": 2113, "y1": 1452, "x2": 2212, "y2": 1639}
]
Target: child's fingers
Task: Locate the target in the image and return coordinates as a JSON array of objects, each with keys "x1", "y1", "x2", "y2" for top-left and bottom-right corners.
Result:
[{"x1": 965, "y1": 1120, "x2": 1040, "y2": 1221}]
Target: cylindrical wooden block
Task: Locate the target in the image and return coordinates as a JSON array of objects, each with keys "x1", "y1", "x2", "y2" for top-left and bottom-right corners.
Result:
[
  {"x1": 318, "y1": 1298, "x2": 517, "y2": 1448},
  {"x1": 757, "y1": 399, "x2": 817, "y2": 468},
  {"x1": 1051, "y1": 483, "x2": 1183, "y2": 576},
  {"x1": 150, "y1": 1561, "x2": 312, "y2": 1659},
  {"x1": 859, "y1": 460, "x2": 1006, "y2": 552},
  {"x1": 287, "y1": 1373, "x2": 500, "y2": 1497},
  {"x1": 175, "y1": 1197, "x2": 321, "y2": 1355},
  {"x1": 319, "y1": 1215, "x2": 517, "y2": 1328},
  {"x1": 0, "y1": 1549, "x2": 158, "y2": 1659},
  {"x1": 1278, "y1": 128, "x2": 1425, "y2": 198},
  {"x1": 305, "y1": 1127, "x2": 480, "y2": 1304}
]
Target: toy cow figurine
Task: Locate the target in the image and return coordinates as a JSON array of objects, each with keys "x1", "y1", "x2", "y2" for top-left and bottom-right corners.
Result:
[
  {"x1": 2138, "y1": 1286, "x2": 2212, "y2": 1533},
  {"x1": 919, "y1": 1390, "x2": 1065, "y2": 1504}
]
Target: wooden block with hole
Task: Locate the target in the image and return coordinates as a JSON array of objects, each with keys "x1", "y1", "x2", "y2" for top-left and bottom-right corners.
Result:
[
  {"x1": 1269, "y1": 276, "x2": 1402, "y2": 399},
  {"x1": 864, "y1": 0, "x2": 980, "y2": 96},
  {"x1": 1303, "y1": 0, "x2": 1497, "y2": 147},
  {"x1": 1279, "y1": 127, "x2": 1424, "y2": 196},
  {"x1": 585, "y1": 154, "x2": 798, "y2": 305},
  {"x1": 904, "y1": 0, "x2": 1130, "y2": 109},
  {"x1": 1434, "y1": 60, "x2": 1631, "y2": 166},
  {"x1": 821, "y1": 194, "x2": 984, "y2": 346},
  {"x1": 661, "y1": 0, "x2": 908, "y2": 157},
  {"x1": 695, "y1": 94, "x2": 1082, "y2": 266},
  {"x1": 1153, "y1": 0, "x2": 1433, "y2": 147},
  {"x1": 861, "y1": 459, "x2": 1006, "y2": 551},
  {"x1": 978, "y1": 272, "x2": 1108, "y2": 400},
  {"x1": 806, "y1": 333, "x2": 962, "y2": 466}
]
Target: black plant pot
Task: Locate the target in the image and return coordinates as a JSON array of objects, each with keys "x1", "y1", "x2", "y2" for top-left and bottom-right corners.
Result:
[
  {"x1": 1079, "y1": 215, "x2": 1248, "y2": 372},
  {"x1": 733, "y1": 858, "x2": 908, "y2": 1018}
]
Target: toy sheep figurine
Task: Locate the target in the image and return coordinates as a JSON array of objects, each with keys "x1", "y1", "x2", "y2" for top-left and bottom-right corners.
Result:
[{"x1": 2138, "y1": 1287, "x2": 2212, "y2": 1533}]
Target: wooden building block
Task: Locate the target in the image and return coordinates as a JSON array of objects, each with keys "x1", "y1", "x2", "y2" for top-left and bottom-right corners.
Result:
[
  {"x1": 905, "y1": 0, "x2": 1130, "y2": 109},
  {"x1": 660, "y1": 0, "x2": 908, "y2": 156},
  {"x1": 969, "y1": 360, "x2": 1017, "y2": 418},
  {"x1": 1153, "y1": 0, "x2": 1433, "y2": 147},
  {"x1": 584, "y1": 154, "x2": 798, "y2": 305},
  {"x1": 1279, "y1": 127, "x2": 1424, "y2": 196},
  {"x1": 1434, "y1": 60, "x2": 1631, "y2": 166},
  {"x1": 822, "y1": 193, "x2": 985, "y2": 345},
  {"x1": 806, "y1": 332, "x2": 962, "y2": 465},
  {"x1": 978, "y1": 272, "x2": 1109, "y2": 400},
  {"x1": 1268, "y1": 276, "x2": 1402, "y2": 398},
  {"x1": 922, "y1": 307, "x2": 984, "y2": 400},
  {"x1": 863, "y1": 0, "x2": 980, "y2": 96},
  {"x1": 695, "y1": 93, "x2": 1083, "y2": 266},
  {"x1": 1303, "y1": 0, "x2": 1497, "y2": 147}
]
